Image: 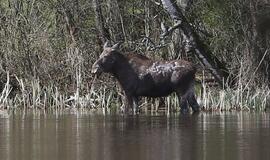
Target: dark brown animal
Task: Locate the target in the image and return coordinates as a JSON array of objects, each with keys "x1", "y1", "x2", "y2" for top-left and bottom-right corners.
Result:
[{"x1": 91, "y1": 42, "x2": 200, "y2": 114}]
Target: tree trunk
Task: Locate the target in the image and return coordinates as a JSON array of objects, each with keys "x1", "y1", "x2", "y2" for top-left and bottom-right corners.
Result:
[
  {"x1": 176, "y1": 0, "x2": 193, "y2": 12},
  {"x1": 92, "y1": 0, "x2": 110, "y2": 46},
  {"x1": 247, "y1": 0, "x2": 269, "y2": 84},
  {"x1": 161, "y1": 0, "x2": 231, "y2": 87},
  {"x1": 107, "y1": 0, "x2": 126, "y2": 42}
]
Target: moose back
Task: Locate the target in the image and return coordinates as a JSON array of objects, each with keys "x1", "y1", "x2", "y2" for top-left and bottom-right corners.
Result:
[{"x1": 91, "y1": 43, "x2": 200, "y2": 113}]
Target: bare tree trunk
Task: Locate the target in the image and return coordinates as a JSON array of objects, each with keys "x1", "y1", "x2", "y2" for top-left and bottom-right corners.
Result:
[
  {"x1": 176, "y1": 0, "x2": 193, "y2": 12},
  {"x1": 106, "y1": 0, "x2": 126, "y2": 42},
  {"x1": 248, "y1": 0, "x2": 270, "y2": 84},
  {"x1": 144, "y1": 0, "x2": 150, "y2": 38},
  {"x1": 92, "y1": 0, "x2": 110, "y2": 48},
  {"x1": 62, "y1": 9, "x2": 77, "y2": 44},
  {"x1": 161, "y1": 0, "x2": 231, "y2": 87},
  {"x1": 170, "y1": 0, "x2": 194, "y2": 60}
]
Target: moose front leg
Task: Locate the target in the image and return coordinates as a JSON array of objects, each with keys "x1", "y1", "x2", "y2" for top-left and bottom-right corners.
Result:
[
  {"x1": 121, "y1": 93, "x2": 139, "y2": 114},
  {"x1": 127, "y1": 96, "x2": 139, "y2": 114},
  {"x1": 121, "y1": 95, "x2": 131, "y2": 113}
]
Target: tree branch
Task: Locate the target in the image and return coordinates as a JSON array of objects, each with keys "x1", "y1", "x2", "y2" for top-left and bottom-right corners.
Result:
[{"x1": 160, "y1": 0, "x2": 232, "y2": 87}]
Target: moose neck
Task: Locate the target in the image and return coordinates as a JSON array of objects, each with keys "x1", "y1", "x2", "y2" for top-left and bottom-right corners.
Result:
[{"x1": 110, "y1": 53, "x2": 136, "y2": 90}]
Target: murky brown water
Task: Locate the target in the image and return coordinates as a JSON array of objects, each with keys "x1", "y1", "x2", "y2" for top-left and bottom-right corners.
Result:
[{"x1": 0, "y1": 111, "x2": 270, "y2": 160}]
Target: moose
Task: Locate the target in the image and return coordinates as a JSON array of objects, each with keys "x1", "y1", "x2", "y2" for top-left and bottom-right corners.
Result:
[{"x1": 91, "y1": 42, "x2": 200, "y2": 114}]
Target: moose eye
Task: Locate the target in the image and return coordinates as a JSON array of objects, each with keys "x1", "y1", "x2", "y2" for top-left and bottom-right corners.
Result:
[
  {"x1": 101, "y1": 56, "x2": 113, "y2": 63},
  {"x1": 101, "y1": 56, "x2": 108, "y2": 62}
]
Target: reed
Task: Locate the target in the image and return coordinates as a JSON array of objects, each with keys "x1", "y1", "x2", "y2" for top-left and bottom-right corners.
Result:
[
  {"x1": 0, "y1": 71, "x2": 269, "y2": 114},
  {"x1": 198, "y1": 83, "x2": 270, "y2": 112},
  {"x1": 0, "y1": 72, "x2": 12, "y2": 110}
]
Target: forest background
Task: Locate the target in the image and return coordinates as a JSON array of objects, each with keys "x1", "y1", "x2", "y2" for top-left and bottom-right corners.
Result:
[{"x1": 0, "y1": 0, "x2": 269, "y2": 111}]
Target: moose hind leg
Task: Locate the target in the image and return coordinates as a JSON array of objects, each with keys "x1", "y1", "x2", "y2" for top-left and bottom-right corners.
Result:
[
  {"x1": 187, "y1": 92, "x2": 200, "y2": 112},
  {"x1": 185, "y1": 81, "x2": 200, "y2": 113},
  {"x1": 121, "y1": 94, "x2": 132, "y2": 113},
  {"x1": 177, "y1": 92, "x2": 189, "y2": 114}
]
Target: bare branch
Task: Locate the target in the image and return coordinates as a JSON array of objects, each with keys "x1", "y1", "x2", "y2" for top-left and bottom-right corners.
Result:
[
  {"x1": 160, "y1": 21, "x2": 182, "y2": 38},
  {"x1": 141, "y1": 37, "x2": 168, "y2": 51},
  {"x1": 160, "y1": 0, "x2": 232, "y2": 87}
]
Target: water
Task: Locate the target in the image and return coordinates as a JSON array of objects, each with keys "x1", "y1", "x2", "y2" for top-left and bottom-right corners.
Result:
[{"x1": 0, "y1": 111, "x2": 270, "y2": 160}]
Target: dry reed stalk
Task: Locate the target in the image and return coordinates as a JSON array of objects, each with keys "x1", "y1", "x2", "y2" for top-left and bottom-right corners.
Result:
[{"x1": 0, "y1": 72, "x2": 12, "y2": 109}]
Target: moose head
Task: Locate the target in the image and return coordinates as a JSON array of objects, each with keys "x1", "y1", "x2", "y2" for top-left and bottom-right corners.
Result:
[{"x1": 91, "y1": 42, "x2": 122, "y2": 76}]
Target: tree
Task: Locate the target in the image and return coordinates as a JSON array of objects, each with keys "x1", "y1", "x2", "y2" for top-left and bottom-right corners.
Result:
[{"x1": 160, "y1": 0, "x2": 231, "y2": 87}]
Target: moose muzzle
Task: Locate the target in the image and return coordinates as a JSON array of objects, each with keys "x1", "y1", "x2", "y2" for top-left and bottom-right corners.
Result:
[{"x1": 91, "y1": 63, "x2": 102, "y2": 77}]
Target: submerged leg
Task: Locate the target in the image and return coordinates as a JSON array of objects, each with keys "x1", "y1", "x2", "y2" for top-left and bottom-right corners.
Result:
[
  {"x1": 121, "y1": 94, "x2": 132, "y2": 113},
  {"x1": 177, "y1": 84, "x2": 200, "y2": 114},
  {"x1": 121, "y1": 93, "x2": 139, "y2": 114},
  {"x1": 186, "y1": 83, "x2": 200, "y2": 112},
  {"x1": 187, "y1": 92, "x2": 200, "y2": 112},
  {"x1": 177, "y1": 91, "x2": 189, "y2": 114}
]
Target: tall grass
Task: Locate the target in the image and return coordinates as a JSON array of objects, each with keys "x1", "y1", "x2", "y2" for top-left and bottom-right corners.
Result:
[
  {"x1": 0, "y1": 72, "x2": 12, "y2": 110},
  {"x1": 0, "y1": 73, "x2": 117, "y2": 113},
  {"x1": 199, "y1": 84, "x2": 270, "y2": 111},
  {"x1": 0, "y1": 72, "x2": 269, "y2": 114},
  {"x1": 0, "y1": 69, "x2": 269, "y2": 114}
]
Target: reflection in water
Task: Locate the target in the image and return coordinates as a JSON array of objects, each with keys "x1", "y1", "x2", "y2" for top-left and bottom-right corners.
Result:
[{"x1": 0, "y1": 112, "x2": 270, "y2": 160}]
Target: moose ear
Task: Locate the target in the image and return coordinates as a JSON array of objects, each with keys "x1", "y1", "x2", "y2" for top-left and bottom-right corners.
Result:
[
  {"x1": 111, "y1": 42, "x2": 122, "y2": 51},
  {"x1": 103, "y1": 41, "x2": 110, "y2": 49}
]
